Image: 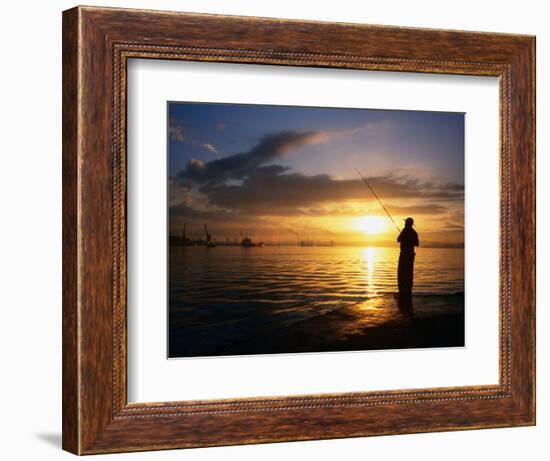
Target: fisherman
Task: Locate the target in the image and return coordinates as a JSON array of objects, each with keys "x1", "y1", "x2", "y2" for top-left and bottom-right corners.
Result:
[
  {"x1": 354, "y1": 169, "x2": 419, "y2": 301},
  {"x1": 397, "y1": 217, "x2": 419, "y2": 299}
]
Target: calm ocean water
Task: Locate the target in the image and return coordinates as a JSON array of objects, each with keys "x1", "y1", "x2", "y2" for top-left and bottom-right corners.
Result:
[{"x1": 168, "y1": 246, "x2": 464, "y2": 357}]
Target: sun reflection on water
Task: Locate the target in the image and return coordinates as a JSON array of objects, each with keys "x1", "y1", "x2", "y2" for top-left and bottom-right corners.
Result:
[{"x1": 362, "y1": 246, "x2": 377, "y2": 295}]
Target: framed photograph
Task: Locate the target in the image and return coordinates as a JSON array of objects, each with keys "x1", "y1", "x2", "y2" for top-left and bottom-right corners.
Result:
[{"x1": 62, "y1": 6, "x2": 535, "y2": 455}]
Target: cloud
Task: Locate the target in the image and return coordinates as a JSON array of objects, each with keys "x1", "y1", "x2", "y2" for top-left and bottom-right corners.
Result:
[
  {"x1": 169, "y1": 122, "x2": 186, "y2": 142},
  {"x1": 202, "y1": 143, "x2": 218, "y2": 154},
  {"x1": 170, "y1": 203, "x2": 236, "y2": 221},
  {"x1": 178, "y1": 130, "x2": 328, "y2": 186},
  {"x1": 201, "y1": 172, "x2": 463, "y2": 215},
  {"x1": 215, "y1": 202, "x2": 449, "y2": 218},
  {"x1": 170, "y1": 119, "x2": 218, "y2": 154},
  {"x1": 188, "y1": 158, "x2": 205, "y2": 169}
]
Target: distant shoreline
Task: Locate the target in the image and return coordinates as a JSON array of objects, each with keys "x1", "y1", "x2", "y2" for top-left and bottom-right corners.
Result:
[{"x1": 169, "y1": 238, "x2": 464, "y2": 249}]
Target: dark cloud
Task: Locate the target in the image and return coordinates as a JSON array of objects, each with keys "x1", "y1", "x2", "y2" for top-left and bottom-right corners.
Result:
[
  {"x1": 202, "y1": 173, "x2": 462, "y2": 215},
  {"x1": 178, "y1": 131, "x2": 324, "y2": 185},
  {"x1": 228, "y1": 203, "x2": 448, "y2": 217},
  {"x1": 170, "y1": 204, "x2": 231, "y2": 220},
  {"x1": 174, "y1": 130, "x2": 463, "y2": 217}
]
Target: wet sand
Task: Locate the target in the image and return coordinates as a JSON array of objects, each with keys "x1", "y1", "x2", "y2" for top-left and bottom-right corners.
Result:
[{"x1": 169, "y1": 293, "x2": 464, "y2": 357}]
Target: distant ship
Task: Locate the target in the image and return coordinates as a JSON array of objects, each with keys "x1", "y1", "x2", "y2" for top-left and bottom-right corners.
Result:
[
  {"x1": 315, "y1": 240, "x2": 335, "y2": 247},
  {"x1": 241, "y1": 236, "x2": 264, "y2": 248},
  {"x1": 299, "y1": 240, "x2": 314, "y2": 247}
]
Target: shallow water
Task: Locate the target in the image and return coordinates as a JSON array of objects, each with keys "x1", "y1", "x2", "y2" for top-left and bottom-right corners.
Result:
[{"x1": 168, "y1": 246, "x2": 464, "y2": 357}]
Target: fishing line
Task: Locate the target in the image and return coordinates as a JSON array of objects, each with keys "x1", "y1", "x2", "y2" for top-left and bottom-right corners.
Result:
[{"x1": 355, "y1": 168, "x2": 401, "y2": 234}]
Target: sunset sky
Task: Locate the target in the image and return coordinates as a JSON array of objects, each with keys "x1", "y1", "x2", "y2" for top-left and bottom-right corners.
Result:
[{"x1": 168, "y1": 102, "x2": 464, "y2": 245}]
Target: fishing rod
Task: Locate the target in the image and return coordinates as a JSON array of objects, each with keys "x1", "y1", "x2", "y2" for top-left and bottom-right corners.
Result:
[{"x1": 355, "y1": 168, "x2": 401, "y2": 234}]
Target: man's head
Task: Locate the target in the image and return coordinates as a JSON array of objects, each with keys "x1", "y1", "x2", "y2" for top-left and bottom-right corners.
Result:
[{"x1": 404, "y1": 217, "x2": 414, "y2": 228}]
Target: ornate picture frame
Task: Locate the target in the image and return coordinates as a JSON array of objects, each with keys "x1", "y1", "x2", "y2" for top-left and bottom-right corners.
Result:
[{"x1": 62, "y1": 6, "x2": 535, "y2": 454}]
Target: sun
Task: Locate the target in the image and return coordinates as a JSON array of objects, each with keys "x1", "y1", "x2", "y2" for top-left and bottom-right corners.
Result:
[{"x1": 356, "y1": 215, "x2": 388, "y2": 235}]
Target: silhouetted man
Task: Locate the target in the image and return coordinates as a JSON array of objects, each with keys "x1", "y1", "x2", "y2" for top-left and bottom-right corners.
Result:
[{"x1": 397, "y1": 217, "x2": 419, "y2": 300}]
